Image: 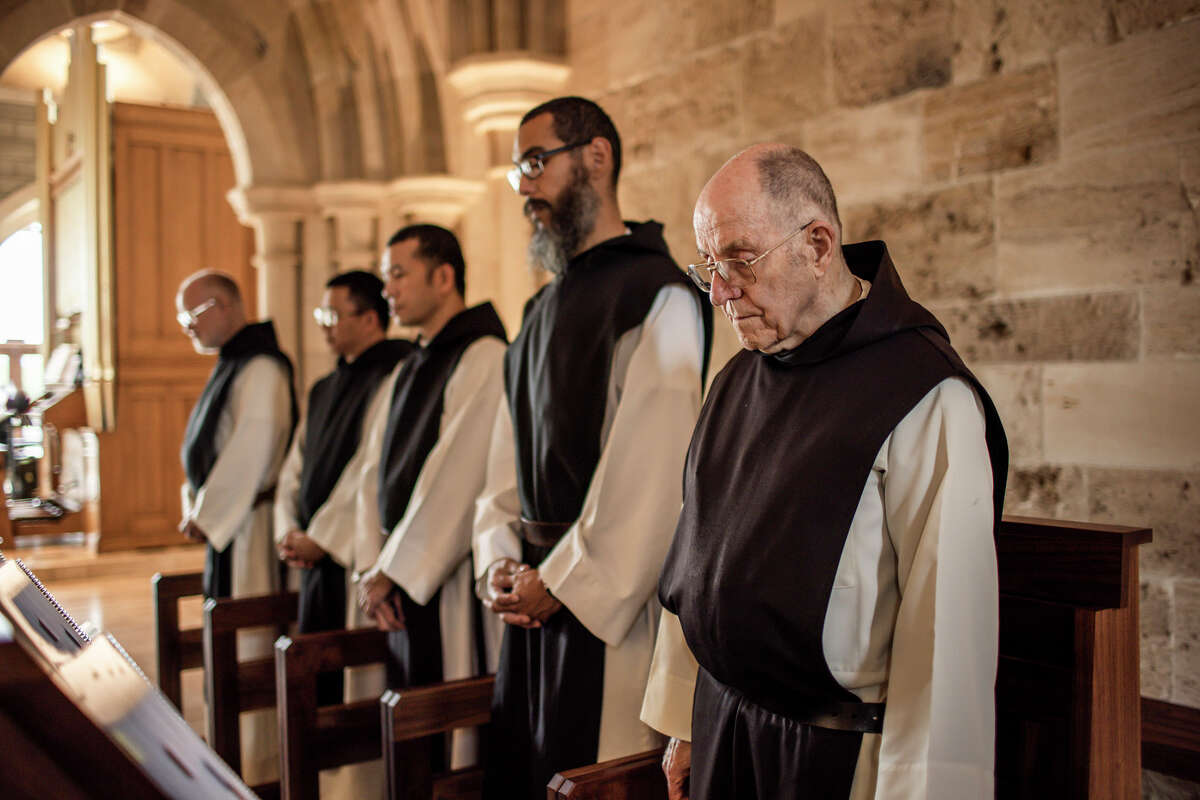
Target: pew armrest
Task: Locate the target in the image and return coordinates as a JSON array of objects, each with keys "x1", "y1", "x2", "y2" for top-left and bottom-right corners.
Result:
[
  {"x1": 275, "y1": 628, "x2": 391, "y2": 800},
  {"x1": 151, "y1": 570, "x2": 204, "y2": 709},
  {"x1": 381, "y1": 675, "x2": 495, "y2": 800},
  {"x1": 547, "y1": 748, "x2": 667, "y2": 800},
  {"x1": 202, "y1": 591, "x2": 299, "y2": 773},
  {"x1": 382, "y1": 674, "x2": 495, "y2": 741}
]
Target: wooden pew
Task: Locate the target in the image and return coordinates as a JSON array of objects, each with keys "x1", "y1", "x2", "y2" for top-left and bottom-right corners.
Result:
[
  {"x1": 547, "y1": 749, "x2": 666, "y2": 800},
  {"x1": 380, "y1": 674, "x2": 495, "y2": 800},
  {"x1": 543, "y1": 516, "x2": 1154, "y2": 800},
  {"x1": 275, "y1": 627, "x2": 392, "y2": 800},
  {"x1": 151, "y1": 569, "x2": 204, "y2": 710},
  {"x1": 204, "y1": 590, "x2": 299, "y2": 800},
  {"x1": 995, "y1": 515, "x2": 1150, "y2": 799}
]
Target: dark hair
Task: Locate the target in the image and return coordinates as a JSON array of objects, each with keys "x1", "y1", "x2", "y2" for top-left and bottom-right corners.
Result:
[
  {"x1": 386, "y1": 224, "x2": 466, "y2": 296},
  {"x1": 520, "y1": 96, "x2": 622, "y2": 188},
  {"x1": 755, "y1": 146, "x2": 842, "y2": 235},
  {"x1": 326, "y1": 270, "x2": 389, "y2": 330}
]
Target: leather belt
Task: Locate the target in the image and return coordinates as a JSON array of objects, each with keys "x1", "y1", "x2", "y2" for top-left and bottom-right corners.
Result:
[
  {"x1": 508, "y1": 518, "x2": 571, "y2": 547},
  {"x1": 710, "y1": 671, "x2": 885, "y2": 734},
  {"x1": 253, "y1": 486, "x2": 276, "y2": 507},
  {"x1": 796, "y1": 700, "x2": 885, "y2": 733}
]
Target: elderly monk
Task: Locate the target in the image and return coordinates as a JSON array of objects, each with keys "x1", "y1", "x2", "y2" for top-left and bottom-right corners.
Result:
[{"x1": 643, "y1": 145, "x2": 1008, "y2": 800}]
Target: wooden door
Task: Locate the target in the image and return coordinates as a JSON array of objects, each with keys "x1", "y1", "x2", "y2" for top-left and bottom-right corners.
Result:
[{"x1": 97, "y1": 102, "x2": 256, "y2": 551}]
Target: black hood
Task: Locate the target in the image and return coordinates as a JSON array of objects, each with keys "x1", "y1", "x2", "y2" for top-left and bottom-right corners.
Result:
[{"x1": 772, "y1": 240, "x2": 948, "y2": 367}]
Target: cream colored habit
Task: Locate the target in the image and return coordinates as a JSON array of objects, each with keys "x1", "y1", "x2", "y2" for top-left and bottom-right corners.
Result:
[
  {"x1": 474, "y1": 284, "x2": 705, "y2": 762},
  {"x1": 180, "y1": 355, "x2": 292, "y2": 786},
  {"x1": 641, "y1": 377, "x2": 998, "y2": 800},
  {"x1": 273, "y1": 367, "x2": 397, "y2": 799},
  {"x1": 357, "y1": 336, "x2": 509, "y2": 768}
]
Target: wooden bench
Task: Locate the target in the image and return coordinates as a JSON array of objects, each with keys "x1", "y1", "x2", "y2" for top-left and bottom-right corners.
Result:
[
  {"x1": 151, "y1": 570, "x2": 204, "y2": 710},
  {"x1": 204, "y1": 590, "x2": 299, "y2": 799},
  {"x1": 275, "y1": 627, "x2": 392, "y2": 800},
  {"x1": 380, "y1": 674, "x2": 495, "y2": 800}
]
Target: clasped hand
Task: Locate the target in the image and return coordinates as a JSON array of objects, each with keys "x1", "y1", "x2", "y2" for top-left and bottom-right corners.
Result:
[
  {"x1": 357, "y1": 568, "x2": 406, "y2": 631},
  {"x1": 179, "y1": 519, "x2": 208, "y2": 543},
  {"x1": 482, "y1": 558, "x2": 561, "y2": 628},
  {"x1": 277, "y1": 529, "x2": 326, "y2": 568}
]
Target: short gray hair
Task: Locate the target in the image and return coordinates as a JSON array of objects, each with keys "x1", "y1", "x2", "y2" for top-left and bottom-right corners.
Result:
[{"x1": 755, "y1": 146, "x2": 841, "y2": 236}]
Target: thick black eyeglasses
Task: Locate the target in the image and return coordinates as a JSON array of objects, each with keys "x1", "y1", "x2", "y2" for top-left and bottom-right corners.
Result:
[{"x1": 507, "y1": 141, "x2": 590, "y2": 192}]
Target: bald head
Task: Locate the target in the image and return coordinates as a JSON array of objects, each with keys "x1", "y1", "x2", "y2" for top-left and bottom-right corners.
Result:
[
  {"x1": 693, "y1": 144, "x2": 859, "y2": 354},
  {"x1": 178, "y1": 270, "x2": 242, "y2": 308},
  {"x1": 700, "y1": 144, "x2": 841, "y2": 238},
  {"x1": 753, "y1": 145, "x2": 841, "y2": 237},
  {"x1": 176, "y1": 270, "x2": 247, "y2": 352}
]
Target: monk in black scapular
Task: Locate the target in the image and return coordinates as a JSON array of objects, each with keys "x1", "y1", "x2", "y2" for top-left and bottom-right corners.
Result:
[
  {"x1": 473, "y1": 96, "x2": 713, "y2": 799},
  {"x1": 644, "y1": 145, "x2": 1008, "y2": 800},
  {"x1": 177, "y1": 269, "x2": 297, "y2": 785}
]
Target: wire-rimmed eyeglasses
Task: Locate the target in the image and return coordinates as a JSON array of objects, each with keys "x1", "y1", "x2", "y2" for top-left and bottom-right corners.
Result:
[
  {"x1": 313, "y1": 307, "x2": 368, "y2": 327},
  {"x1": 686, "y1": 219, "x2": 816, "y2": 293},
  {"x1": 176, "y1": 297, "x2": 217, "y2": 328},
  {"x1": 506, "y1": 140, "x2": 590, "y2": 192}
]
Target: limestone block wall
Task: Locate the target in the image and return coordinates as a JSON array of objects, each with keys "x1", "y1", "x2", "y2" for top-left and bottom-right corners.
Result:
[{"x1": 565, "y1": 0, "x2": 1200, "y2": 775}]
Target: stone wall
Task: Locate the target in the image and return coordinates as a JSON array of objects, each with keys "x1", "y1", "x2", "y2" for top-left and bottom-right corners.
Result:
[
  {"x1": 567, "y1": 0, "x2": 1200, "y2": 793},
  {"x1": 0, "y1": 99, "x2": 34, "y2": 201}
]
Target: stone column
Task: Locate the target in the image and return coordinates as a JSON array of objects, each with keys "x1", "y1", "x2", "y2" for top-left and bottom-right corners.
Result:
[
  {"x1": 383, "y1": 174, "x2": 486, "y2": 232},
  {"x1": 226, "y1": 185, "x2": 313, "y2": 383},
  {"x1": 445, "y1": 53, "x2": 569, "y2": 329},
  {"x1": 315, "y1": 181, "x2": 385, "y2": 272}
]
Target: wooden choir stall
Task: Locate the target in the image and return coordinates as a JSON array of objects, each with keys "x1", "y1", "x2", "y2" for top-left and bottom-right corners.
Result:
[{"x1": 140, "y1": 514, "x2": 1157, "y2": 799}]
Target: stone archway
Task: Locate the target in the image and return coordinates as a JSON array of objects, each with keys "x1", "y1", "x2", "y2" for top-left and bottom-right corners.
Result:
[{"x1": 0, "y1": 0, "x2": 317, "y2": 188}]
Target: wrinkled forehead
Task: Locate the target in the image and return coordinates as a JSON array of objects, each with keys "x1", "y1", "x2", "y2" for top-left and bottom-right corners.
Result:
[{"x1": 693, "y1": 185, "x2": 773, "y2": 254}]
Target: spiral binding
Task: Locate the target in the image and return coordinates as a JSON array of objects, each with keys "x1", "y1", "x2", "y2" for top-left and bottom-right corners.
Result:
[
  {"x1": 104, "y1": 632, "x2": 150, "y2": 684},
  {"x1": 14, "y1": 558, "x2": 91, "y2": 645}
]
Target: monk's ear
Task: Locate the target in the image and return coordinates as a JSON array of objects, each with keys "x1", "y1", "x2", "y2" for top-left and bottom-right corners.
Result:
[
  {"x1": 433, "y1": 262, "x2": 455, "y2": 294},
  {"x1": 582, "y1": 136, "x2": 614, "y2": 182},
  {"x1": 808, "y1": 221, "x2": 837, "y2": 276}
]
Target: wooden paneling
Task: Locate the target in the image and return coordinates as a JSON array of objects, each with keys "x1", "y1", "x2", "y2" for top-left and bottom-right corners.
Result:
[{"x1": 98, "y1": 102, "x2": 256, "y2": 551}]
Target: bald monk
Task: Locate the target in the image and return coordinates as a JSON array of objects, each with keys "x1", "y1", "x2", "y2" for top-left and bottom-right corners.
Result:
[
  {"x1": 176, "y1": 270, "x2": 296, "y2": 784},
  {"x1": 645, "y1": 145, "x2": 1008, "y2": 800}
]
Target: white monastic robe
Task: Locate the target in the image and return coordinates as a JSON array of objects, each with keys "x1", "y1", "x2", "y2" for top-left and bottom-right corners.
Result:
[
  {"x1": 357, "y1": 335, "x2": 509, "y2": 768},
  {"x1": 180, "y1": 355, "x2": 292, "y2": 786},
  {"x1": 474, "y1": 284, "x2": 705, "y2": 762},
  {"x1": 273, "y1": 369, "x2": 398, "y2": 799},
  {"x1": 641, "y1": 377, "x2": 998, "y2": 800}
]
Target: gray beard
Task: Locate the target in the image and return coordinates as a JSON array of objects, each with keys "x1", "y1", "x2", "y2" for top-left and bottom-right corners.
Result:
[{"x1": 526, "y1": 167, "x2": 599, "y2": 275}]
